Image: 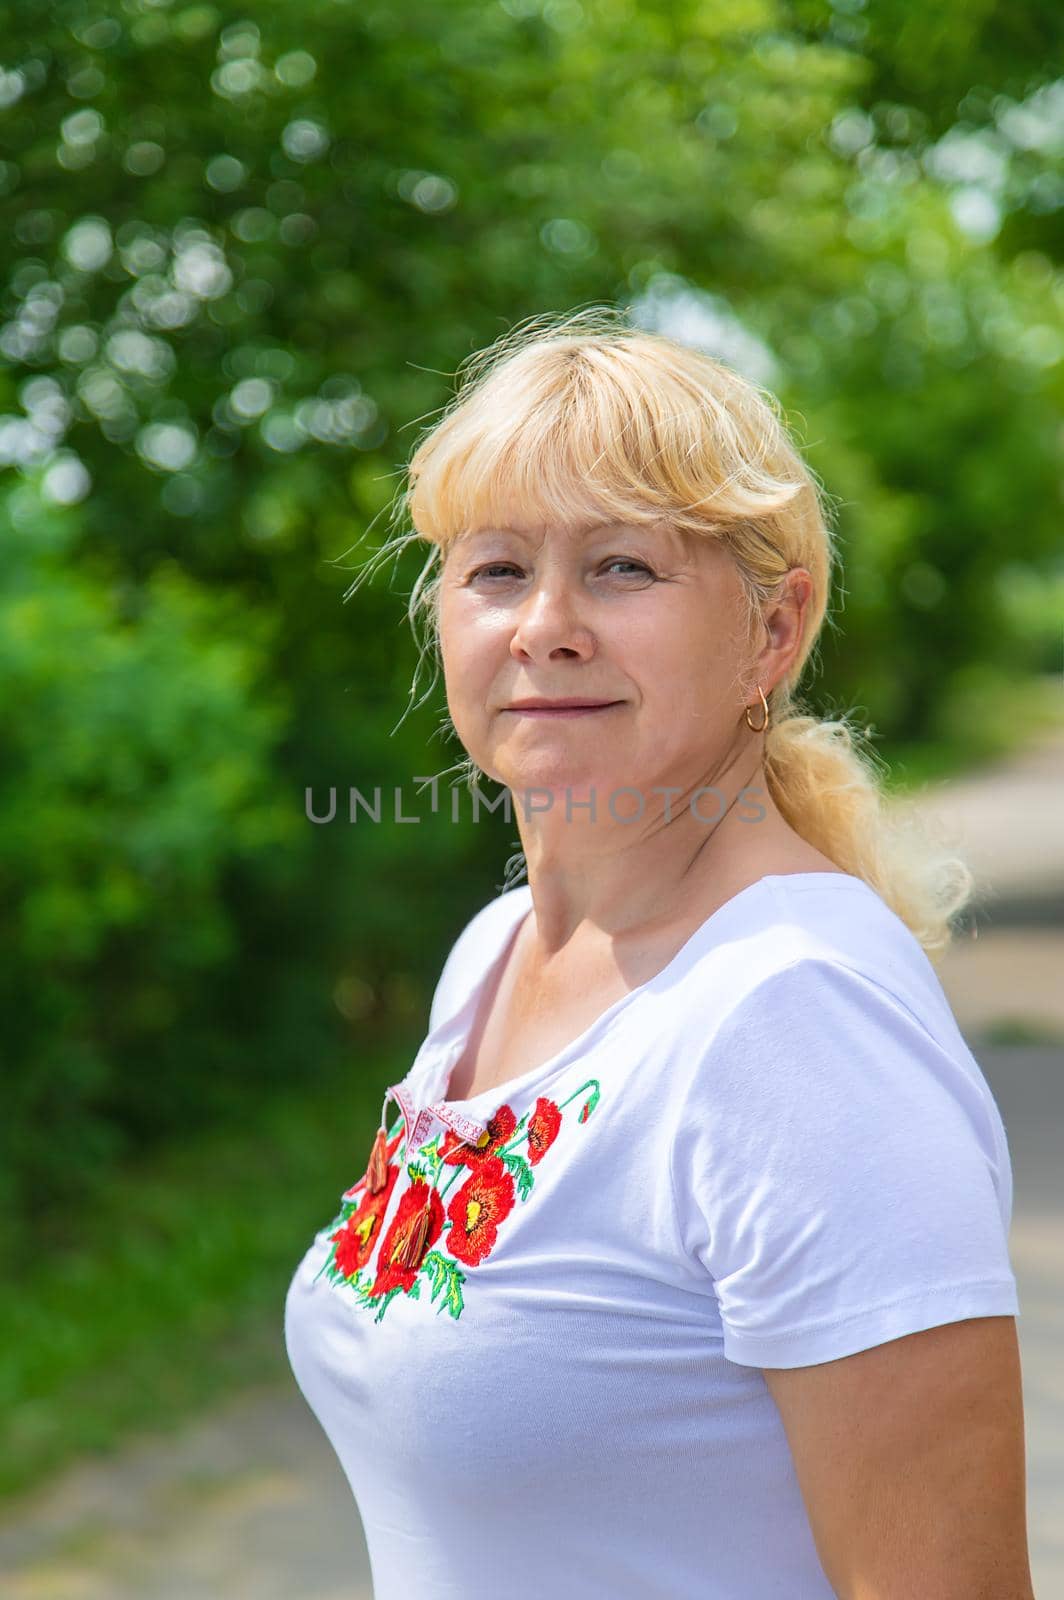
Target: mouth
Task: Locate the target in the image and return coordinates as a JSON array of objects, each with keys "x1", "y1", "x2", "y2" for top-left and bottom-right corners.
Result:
[{"x1": 501, "y1": 701, "x2": 624, "y2": 719}]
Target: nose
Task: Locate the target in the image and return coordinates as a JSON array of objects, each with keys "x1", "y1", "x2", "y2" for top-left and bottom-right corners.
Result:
[{"x1": 508, "y1": 572, "x2": 595, "y2": 663}]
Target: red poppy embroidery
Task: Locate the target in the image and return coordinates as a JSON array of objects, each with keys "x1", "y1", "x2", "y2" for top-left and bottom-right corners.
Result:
[
  {"x1": 370, "y1": 1179, "x2": 445, "y2": 1297},
  {"x1": 445, "y1": 1156, "x2": 516, "y2": 1266},
  {"x1": 316, "y1": 1077, "x2": 601, "y2": 1323},
  {"x1": 331, "y1": 1162, "x2": 400, "y2": 1276},
  {"x1": 438, "y1": 1104, "x2": 517, "y2": 1167},
  {"x1": 526, "y1": 1097, "x2": 562, "y2": 1165}
]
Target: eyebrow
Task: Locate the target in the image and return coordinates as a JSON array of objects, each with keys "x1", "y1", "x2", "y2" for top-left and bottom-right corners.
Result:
[
  {"x1": 457, "y1": 522, "x2": 671, "y2": 547},
  {"x1": 445, "y1": 522, "x2": 696, "y2": 573}
]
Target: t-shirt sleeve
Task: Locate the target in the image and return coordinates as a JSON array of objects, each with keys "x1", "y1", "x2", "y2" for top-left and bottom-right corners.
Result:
[{"x1": 671, "y1": 956, "x2": 1019, "y2": 1368}]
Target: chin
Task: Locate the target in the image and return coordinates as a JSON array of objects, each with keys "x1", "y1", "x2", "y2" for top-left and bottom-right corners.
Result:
[{"x1": 496, "y1": 763, "x2": 619, "y2": 806}]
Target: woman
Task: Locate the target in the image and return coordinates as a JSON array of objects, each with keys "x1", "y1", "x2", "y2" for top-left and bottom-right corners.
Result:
[{"x1": 285, "y1": 310, "x2": 1034, "y2": 1599}]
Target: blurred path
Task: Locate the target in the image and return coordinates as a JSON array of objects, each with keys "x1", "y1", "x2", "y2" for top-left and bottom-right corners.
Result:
[
  {"x1": 0, "y1": 1384, "x2": 373, "y2": 1600},
  {"x1": 913, "y1": 723, "x2": 1064, "y2": 1040},
  {"x1": 1, "y1": 724, "x2": 1061, "y2": 1599},
  {"x1": 910, "y1": 724, "x2": 1064, "y2": 917},
  {"x1": 979, "y1": 1048, "x2": 1064, "y2": 1599},
  {"x1": 916, "y1": 722, "x2": 1064, "y2": 1596}
]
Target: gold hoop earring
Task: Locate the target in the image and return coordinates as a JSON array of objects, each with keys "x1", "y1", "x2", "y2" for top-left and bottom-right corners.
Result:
[{"x1": 744, "y1": 685, "x2": 769, "y2": 733}]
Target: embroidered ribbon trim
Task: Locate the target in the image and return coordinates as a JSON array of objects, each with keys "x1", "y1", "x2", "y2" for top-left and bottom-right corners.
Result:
[
  {"x1": 383, "y1": 1081, "x2": 489, "y2": 1149},
  {"x1": 374, "y1": 1082, "x2": 491, "y2": 1270}
]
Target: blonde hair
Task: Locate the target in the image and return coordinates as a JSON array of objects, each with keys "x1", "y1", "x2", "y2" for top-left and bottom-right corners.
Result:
[{"x1": 343, "y1": 306, "x2": 973, "y2": 957}]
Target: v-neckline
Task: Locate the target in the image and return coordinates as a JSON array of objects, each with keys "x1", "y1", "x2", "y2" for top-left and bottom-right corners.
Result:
[{"x1": 414, "y1": 872, "x2": 868, "y2": 1114}]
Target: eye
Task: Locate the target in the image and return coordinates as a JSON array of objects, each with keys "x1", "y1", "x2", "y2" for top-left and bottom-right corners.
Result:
[
  {"x1": 602, "y1": 558, "x2": 655, "y2": 578},
  {"x1": 464, "y1": 557, "x2": 656, "y2": 584},
  {"x1": 467, "y1": 561, "x2": 523, "y2": 582}
]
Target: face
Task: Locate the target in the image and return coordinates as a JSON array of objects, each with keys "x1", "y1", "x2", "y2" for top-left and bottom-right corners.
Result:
[{"x1": 436, "y1": 512, "x2": 760, "y2": 809}]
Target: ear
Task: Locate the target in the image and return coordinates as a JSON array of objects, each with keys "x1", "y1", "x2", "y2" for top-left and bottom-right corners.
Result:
[{"x1": 759, "y1": 567, "x2": 813, "y2": 677}]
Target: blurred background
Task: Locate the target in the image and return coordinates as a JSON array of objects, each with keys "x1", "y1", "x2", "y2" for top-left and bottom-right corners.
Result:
[{"x1": 0, "y1": 0, "x2": 1061, "y2": 1594}]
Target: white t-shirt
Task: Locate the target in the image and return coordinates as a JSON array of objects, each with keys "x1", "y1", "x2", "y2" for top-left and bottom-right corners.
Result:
[{"x1": 284, "y1": 872, "x2": 1019, "y2": 1600}]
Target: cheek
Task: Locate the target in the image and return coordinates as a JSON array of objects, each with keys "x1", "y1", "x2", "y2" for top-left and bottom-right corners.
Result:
[
  {"x1": 438, "y1": 604, "x2": 502, "y2": 713},
  {"x1": 629, "y1": 623, "x2": 738, "y2": 730},
  {"x1": 627, "y1": 621, "x2": 704, "y2": 693},
  {"x1": 437, "y1": 591, "x2": 475, "y2": 668}
]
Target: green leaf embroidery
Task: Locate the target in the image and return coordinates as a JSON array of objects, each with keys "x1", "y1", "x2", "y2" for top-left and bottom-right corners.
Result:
[
  {"x1": 420, "y1": 1248, "x2": 466, "y2": 1319},
  {"x1": 500, "y1": 1148, "x2": 535, "y2": 1201},
  {"x1": 348, "y1": 1270, "x2": 375, "y2": 1306},
  {"x1": 406, "y1": 1161, "x2": 427, "y2": 1182},
  {"x1": 344, "y1": 1270, "x2": 395, "y2": 1322},
  {"x1": 371, "y1": 1287, "x2": 403, "y2": 1323}
]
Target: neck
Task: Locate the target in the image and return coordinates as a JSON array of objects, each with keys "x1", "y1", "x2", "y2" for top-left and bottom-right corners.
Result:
[{"x1": 511, "y1": 753, "x2": 784, "y2": 955}]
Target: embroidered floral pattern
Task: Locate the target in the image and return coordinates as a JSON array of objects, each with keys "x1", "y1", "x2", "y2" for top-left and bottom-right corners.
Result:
[
  {"x1": 445, "y1": 1155, "x2": 515, "y2": 1266},
  {"x1": 370, "y1": 1178, "x2": 446, "y2": 1298},
  {"x1": 331, "y1": 1160, "x2": 400, "y2": 1275},
  {"x1": 314, "y1": 1078, "x2": 600, "y2": 1323},
  {"x1": 527, "y1": 1096, "x2": 562, "y2": 1165},
  {"x1": 438, "y1": 1104, "x2": 517, "y2": 1167}
]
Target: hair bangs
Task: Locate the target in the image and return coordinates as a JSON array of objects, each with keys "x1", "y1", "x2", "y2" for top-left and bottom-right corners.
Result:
[
  {"x1": 405, "y1": 362, "x2": 691, "y2": 551},
  {"x1": 405, "y1": 332, "x2": 812, "y2": 558}
]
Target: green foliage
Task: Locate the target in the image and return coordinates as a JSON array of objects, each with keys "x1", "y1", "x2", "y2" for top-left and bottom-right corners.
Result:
[{"x1": 0, "y1": 483, "x2": 300, "y2": 1252}]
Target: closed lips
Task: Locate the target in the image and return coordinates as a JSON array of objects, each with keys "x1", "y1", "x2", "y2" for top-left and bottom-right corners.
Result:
[{"x1": 504, "y1": 699, "x2": 622, "y2": 711}]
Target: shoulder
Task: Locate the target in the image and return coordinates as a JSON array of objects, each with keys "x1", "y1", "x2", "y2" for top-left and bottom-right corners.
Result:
[
  {"x1": 661, "y1": 873, "x2": 953, "y2": 1055},
  {"x1": 668, "y1": 878, "x2": 1008, "y2": 1174},
  {"x1": 686, "y1": 944, "x2": 978, "y2": 1129},
  {"x1": 667, "y1": 915, "x2": 1017, "y2": 1367},
  {"x1": 755, "y1": 874, "x2": 971, "y2": 1060},
  {"x1": 672, "y1": 941, "x2": 1012, "y2": 1235}
]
